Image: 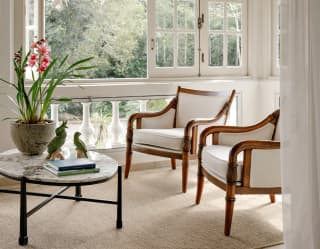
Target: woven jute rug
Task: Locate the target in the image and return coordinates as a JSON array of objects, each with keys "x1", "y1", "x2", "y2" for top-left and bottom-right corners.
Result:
[{"x1": 0, "y1": 165, "x2": 283, "y2": 249}]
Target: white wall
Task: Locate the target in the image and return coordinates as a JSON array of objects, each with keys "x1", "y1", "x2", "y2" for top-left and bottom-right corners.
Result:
[{"x1": 258, "y1": 79, "x2": 280, "y2": 119}]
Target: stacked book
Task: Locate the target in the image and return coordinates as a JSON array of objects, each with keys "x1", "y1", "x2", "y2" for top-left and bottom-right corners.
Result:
[{"x1": 44, "y1": 158, "x2": 99, "y2": 176}]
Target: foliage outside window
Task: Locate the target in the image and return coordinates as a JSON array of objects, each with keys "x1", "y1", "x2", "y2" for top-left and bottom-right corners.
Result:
[{"x1": 45, "y1": 0, "x2": 147, "y2": 79}]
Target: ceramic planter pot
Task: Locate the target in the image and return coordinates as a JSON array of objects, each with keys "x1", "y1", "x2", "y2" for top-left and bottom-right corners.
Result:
[{"x1": 10, "y1": 120, "x2": 56, "y2": 155}]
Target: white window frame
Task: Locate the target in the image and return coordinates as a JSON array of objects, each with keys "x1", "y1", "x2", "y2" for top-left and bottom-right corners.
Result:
[
  {"x1": 24, "y1": 0, "x2": 45, "y2": 49},
  {"x1": 199, "y1": 0, "x2": 247, "y2": 76},
  {"x1": 25, "y1": 0, "x2": 38, "y2": 50},
  {"x1": 148, "y1": 0, "x2": 200, "y2": 78},
  {"x1": 25, "y1": 0, "x2": 248, "y2": 80}
]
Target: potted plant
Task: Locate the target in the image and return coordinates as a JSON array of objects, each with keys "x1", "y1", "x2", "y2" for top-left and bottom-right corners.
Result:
[{"x1": 0, "y1": 39, "x2": 94, "y2": 155}]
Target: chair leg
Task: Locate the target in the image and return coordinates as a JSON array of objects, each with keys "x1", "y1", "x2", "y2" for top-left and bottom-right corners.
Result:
[
  {"x1": 269, "y1": 194, "x2": 276, "y2": 203},
  {"x1": 125, "y1": 135, "x2": 133, "y2": 179},
  {"x1": 171, "y1": 158, "x2": 176, "y2": 170},
  {"x1": 182, "y1": 154, "x2": 189, "y2": 193},
  {"x1": 195, "y1": 170, "x2": 204, "y2": 204},
  {"x1": 224, "y1": 185, "x2": 236, "y2": 236},
  {"x1": 124, "y1": 149, "x2": 132, "y2": 179}
]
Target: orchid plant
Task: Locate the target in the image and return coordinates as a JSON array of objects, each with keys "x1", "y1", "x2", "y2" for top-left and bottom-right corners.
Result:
[{"x1": 0, "y1": 39, "x2": 94, "y2": 124}]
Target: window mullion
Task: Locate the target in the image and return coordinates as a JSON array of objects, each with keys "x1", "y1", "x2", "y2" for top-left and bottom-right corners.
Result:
[{"x1": 38, "y1": 0, "x2": 44, "y2": 39}]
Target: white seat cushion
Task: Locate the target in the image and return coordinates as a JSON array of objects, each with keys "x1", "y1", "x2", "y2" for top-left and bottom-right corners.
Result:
[
  {"x1": 133, "y1": 128, "x2": 185, "y2": 151},
  {"x1": 202, "y1": 145, "x2": 244, "y2": 185}
]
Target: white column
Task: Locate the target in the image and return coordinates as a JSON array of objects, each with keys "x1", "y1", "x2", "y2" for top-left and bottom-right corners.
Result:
[
  {"x1": 50, "y1": 104, "x2": 60, "y2": 127},
  {"x1": 0, "y1": 0, "x2": 14, "y2": 151},
  {"x1": 139, "y1": 100, "x2": 147, "y2": 112},
  {"x1": 79, "y1": 102, "x2": 96, "y2": 146},
  {"x1": 107, "y1": 101, "x2": 124, "y2": 147}
]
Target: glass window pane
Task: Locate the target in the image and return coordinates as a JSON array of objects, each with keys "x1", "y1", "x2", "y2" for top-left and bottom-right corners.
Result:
[
  {"x1": 209, "y1": 34, "x2": 223, "y2": 66},
  {"x1": 227, "y1": 35, "x2": 241, "y2": 66},
  {"x1": 45, "y1": 0, "x2": 147, "y2": 79},
  {"x1": 156, "y1": 32, "x2": 174, "y2": 67},
  {"x1": 226, "y1": 2, "x2": 242, "y2": 31},
  {"x1": 26, "y1": 30, "x2": 35, "y2": 48},
  {"x1": 147, "y1": 99, "x2": 168, "y2": 112},
  {"x1": 178, "y1": 33, "x2": 195, "y2": 67},
  {"x1": 156, "y1": 0, "x2": 174, "y2": 29},
  {"x1": 177, "y1": 0, "x2": 195, "y2": 30},
  {"x1": 209, "y1": 2, "x2": 224, "y2": 31},
  {"x1": 26, "y1": 0, "x2": 35, "y2": 26},
  {"x1": 25, "y1": 0, "x2": 39, "y2": 47}
]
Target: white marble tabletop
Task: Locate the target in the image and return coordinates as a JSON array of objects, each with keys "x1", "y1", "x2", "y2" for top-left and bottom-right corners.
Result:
[{"x1": 0, "y1": 149, "x2": 119, "y2": 184}]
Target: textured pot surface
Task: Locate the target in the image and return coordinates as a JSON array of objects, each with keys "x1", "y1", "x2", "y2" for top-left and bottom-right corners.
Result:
[{"x1": 11, "y1": 121, "x2": 56, "y2": 155}]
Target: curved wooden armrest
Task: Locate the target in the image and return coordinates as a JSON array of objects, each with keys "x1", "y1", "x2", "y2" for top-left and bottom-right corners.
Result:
[
  {"x1": 127, "y1": 98, "x2": 177, "y2": 129},
  {"x1": 229, "y1": 140, "x2": 280, "y2": 165}
]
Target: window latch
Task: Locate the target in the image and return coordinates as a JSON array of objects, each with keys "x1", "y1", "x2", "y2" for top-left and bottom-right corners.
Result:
[
  {"x1": 151, "y1": 38, "x2": 155, "y2": 50},
  {"x1": 198, "y1": 14, "x2": 204, "y2": 29}
]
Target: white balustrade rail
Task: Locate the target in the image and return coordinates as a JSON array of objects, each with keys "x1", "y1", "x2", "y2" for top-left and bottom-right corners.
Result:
[{"x1": 50, "y1": 94, "x2": 239, "y2": 150}]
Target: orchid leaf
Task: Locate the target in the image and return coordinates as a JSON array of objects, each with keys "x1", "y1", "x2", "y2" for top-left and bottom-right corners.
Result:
[{"x1": 67, "y1": 57, "x2": 94, "y2": 70}]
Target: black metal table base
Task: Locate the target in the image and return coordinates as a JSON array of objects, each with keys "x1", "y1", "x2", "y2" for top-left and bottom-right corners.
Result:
[{"x1": 0, "y1": 166, "x2": 122, "y2": 246}]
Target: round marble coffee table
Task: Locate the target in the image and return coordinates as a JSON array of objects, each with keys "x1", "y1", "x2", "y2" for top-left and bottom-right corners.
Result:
[{"x1": 0, "y1": 149, "x2": 122, "y2": 246}]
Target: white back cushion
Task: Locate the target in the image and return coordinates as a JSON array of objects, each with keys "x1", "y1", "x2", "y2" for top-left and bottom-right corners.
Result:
[
  {"x1": 218, "y1": 123, "x2": 275, "y2": 146},
  {"x1": 250, "y1": 149, "x2": 281, "y2": 188},
  {"x1": 175, "y1": 92, "x2": 229, "y2": 128},
  {"x1": 141, "y1": 109, "x2": 175, "y2": 129}
]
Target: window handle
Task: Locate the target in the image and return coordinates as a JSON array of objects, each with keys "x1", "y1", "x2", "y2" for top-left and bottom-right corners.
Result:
[
  {"x1": 151, "y1": 38, "x2": 155, "y2": 50},
  {"x1": 198, "y1": 14, "x2": 204, "y2": 29},
  {"x1": 201, "y1": 53, "x2": 205, "y2": 63}
]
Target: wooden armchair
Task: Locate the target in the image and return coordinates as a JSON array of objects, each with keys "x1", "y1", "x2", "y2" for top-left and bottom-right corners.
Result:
[
  {"x1": 196, "y1": 110, "x2": 280, "y2": 235},
  {"x1": 125, "y1": 86, "x2": 236, "y2": 193}
]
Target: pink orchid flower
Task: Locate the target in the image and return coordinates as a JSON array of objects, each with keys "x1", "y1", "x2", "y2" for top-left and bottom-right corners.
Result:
[
  {"x1": 41, "y1": 55, "x2": 51, "y2": 64},
  {"x1": 30, "y1": 53, "x2": 37, "y2": 60},
  {"x1": 31, "y1": 42, "x2": 38, "y2": 49},
  {"x1": 28, "y1": 58, "x2": 37, "y2": 67},
  {"x1": 38, "y1": 63, "x2": 48, "y2": 72},
  {"x1": 38, "y1": 46, "x2": 51, "y2": 55}
]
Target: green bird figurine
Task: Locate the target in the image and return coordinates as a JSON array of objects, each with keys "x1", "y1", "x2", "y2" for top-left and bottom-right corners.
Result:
[
  {"x1": 74, "y1": 131, "x2": 88, "y2": 158},
  {"x1": 46, "y1": 121, "x2": 68, "y2": 160}
]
